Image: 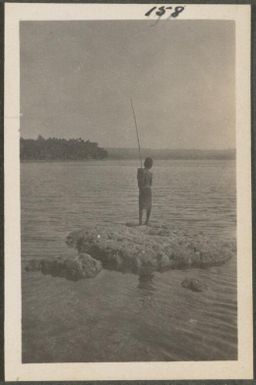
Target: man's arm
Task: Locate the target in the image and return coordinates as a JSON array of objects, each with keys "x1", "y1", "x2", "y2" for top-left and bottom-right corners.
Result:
[{"x1": 137, "y1": 168, "x2": 145, "y2": 189}]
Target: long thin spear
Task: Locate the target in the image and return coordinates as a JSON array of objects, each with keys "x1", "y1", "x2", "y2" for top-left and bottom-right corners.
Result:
[{"x1": 130, "y1": 98, "x2": 143, "y2": 168}]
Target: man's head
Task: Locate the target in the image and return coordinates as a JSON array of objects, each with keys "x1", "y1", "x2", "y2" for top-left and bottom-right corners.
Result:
[{"x1": 144, "y1": 157, "x2": 153, "y2": 169}]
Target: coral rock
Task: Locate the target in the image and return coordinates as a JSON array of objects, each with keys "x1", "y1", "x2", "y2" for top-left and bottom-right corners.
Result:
[
  {"x1": 66, "y1": 223, "x2": 234, "y2": 275},
  {"x1": 181, "y1": 278, "x2": 207, "y2": 292},
  {"x1": 26, "y1": 253, "x2": 102, "y2": 281}
]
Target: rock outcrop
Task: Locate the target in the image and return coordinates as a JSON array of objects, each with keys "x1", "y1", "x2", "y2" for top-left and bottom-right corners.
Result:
[
  {"x1": 25, "y1": 253, "x2": 102, "y2": 281},
  {"x1": 181, "y1": 278, "x2": 207, "y2": 292},
  {"x1": 65, "y1": 223, "x2": 235, "y2": 276}
]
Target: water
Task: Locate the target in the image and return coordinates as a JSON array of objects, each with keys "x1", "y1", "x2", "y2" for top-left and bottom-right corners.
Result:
[{"x1": 21, "y1": 159, "x2": 237, "y2": 362}]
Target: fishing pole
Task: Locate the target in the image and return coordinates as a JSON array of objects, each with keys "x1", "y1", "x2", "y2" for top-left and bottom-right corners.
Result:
[{"x1": 130, "y1": 98, "x2": 143, "y2": 168}]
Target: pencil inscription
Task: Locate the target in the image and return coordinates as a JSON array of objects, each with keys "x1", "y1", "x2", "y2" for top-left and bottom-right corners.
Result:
[{"x1": 145, "y1": 6, "x2": 185, "y2": 18}]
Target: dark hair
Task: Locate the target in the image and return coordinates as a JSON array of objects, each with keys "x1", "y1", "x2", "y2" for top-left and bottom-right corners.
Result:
[{"x1": 144, "y1": 157, "x2": 153, "y2": 169}]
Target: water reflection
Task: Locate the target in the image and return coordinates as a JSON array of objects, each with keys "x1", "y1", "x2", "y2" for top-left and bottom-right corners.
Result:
[
  {"x1": 137, "y1": 273, "x2": 156, "y2": 308},
  {"x1": 138, "y1": 272, "x2": 155, "y2": 290}
]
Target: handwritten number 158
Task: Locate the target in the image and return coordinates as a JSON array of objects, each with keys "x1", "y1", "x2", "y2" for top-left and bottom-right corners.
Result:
[{"x1": 145, "y1": 6, "x2": 185, "y2": 18}]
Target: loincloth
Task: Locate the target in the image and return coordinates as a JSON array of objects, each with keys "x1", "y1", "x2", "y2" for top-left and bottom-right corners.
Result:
[{"x1": 139, "y1": 187, "x2": 152, "y2": 210}]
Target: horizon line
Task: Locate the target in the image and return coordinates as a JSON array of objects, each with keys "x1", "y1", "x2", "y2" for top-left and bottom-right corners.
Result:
[
  {"x1": 20, "y1": 138, "x2": 235, "y2": 152},
  {"x1": 106, "y1": 147, "x2": 236, "y2": 151}
]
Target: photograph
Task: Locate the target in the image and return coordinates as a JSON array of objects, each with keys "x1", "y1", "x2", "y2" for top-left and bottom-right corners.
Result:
[{"x1": 4, "y1": 3, "x2": 253, "y2": 381}]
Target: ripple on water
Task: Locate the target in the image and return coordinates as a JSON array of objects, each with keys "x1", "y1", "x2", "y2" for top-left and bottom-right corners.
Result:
[{"x1": 21, "y1": 159, "x2": 237, "y2": 362}]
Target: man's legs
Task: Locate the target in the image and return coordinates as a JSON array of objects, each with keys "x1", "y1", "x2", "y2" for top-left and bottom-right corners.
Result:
[
  {"x1": 145, "y1": 207, "x2": 151, "y2": 225},
  {"x1": 139, "y1": 208, "x2": 143, "y2": 225}
]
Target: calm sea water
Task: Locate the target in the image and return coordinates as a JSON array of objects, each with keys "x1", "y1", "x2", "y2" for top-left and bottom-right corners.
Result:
[{"x1": 21, "y1": 159, "x2": 237, "y2": 362}]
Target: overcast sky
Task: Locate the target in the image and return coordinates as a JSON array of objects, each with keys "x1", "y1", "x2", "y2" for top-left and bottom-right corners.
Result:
[{"x1": 20, "y1": 20, "x2": 235, "y2": 149}]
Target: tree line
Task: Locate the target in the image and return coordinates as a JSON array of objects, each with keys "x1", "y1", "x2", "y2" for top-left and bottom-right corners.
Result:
[{"x1": 20, "y1": 136, "x2": 108, "y2": 160}]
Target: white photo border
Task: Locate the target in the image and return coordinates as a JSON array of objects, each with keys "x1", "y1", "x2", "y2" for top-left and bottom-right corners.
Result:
[{"x1": 4, "y1": 3, "x2": 253, "y2": 381}]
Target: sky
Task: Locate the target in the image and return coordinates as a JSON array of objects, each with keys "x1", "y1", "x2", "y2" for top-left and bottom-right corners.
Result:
[{"x1": 20, "y1": 20, "x2": 235, "y2": 149}]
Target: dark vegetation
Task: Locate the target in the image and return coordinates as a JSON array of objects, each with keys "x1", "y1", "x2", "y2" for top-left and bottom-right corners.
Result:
[
  {"x1": 20, "y1": 136, "x2": 235, "y2": 161},
  {"x1": 20, "y1": 136, "x2": 108, "y2": 160}
]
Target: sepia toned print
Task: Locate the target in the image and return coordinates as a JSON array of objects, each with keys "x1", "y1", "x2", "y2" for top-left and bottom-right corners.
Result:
[{"x1": 4, "y1": 3, "x2": 252, "y2": 381}]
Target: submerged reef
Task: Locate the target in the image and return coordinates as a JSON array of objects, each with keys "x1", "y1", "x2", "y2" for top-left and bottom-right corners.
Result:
[
  {"x1": 181, "y1": 278, "x2": 207, "y2": 292},
  {"x1": 25, "y1": 223, "x2": 235, "y2": 281},
  {"x1": 25, "y1": 253, "x2": 102, "y2": 281}
]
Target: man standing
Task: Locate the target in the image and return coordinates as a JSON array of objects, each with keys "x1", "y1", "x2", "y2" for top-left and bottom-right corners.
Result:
[{"x1": 137, "y1": 157, "x2": 153, "y2": 225}]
